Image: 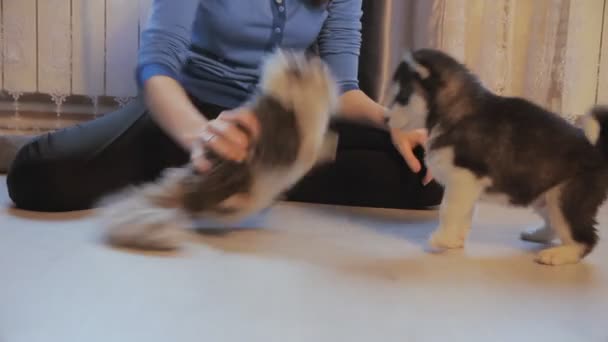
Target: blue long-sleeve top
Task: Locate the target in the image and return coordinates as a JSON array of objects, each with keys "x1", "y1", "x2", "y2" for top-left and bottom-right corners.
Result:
[{"x1": 137, "y1": 0, "x2": 363, "y2": 109}]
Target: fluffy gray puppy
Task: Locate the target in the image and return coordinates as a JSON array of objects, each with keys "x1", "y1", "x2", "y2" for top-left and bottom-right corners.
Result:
[
  {"x1": 99, "y1": 49, "x2": 338, "y2": 250},
  {"x1": 385, "y1": 48, "x2": 608, "y2": 266}
]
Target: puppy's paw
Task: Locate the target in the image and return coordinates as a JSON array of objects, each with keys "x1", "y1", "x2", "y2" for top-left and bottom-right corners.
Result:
[
  {"x1": 535, "y1": 245, "x2": 584, "y2": 266},
  {"x1": 428, "y1": 228, "x2": 466, "y2": 250},
  {"x1": 520, "y1": 225, "x2": 555, "y2": 244}
]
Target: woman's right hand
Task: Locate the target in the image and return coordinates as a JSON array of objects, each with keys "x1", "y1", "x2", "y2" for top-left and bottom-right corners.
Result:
[{"x1": 190, "y1": 107, "x2": 260, "y2": 172}]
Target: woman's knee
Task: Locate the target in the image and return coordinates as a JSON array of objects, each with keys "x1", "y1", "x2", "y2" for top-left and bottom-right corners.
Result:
[
  {"x1": 7, "y1": 142, "x2": 38, "y2": 207},
  {"x1": 6, "y1": 140, "x2": 64, "y2": 211}
]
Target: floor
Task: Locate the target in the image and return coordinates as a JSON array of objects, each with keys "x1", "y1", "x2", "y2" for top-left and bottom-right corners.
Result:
[{"x1": 0, "y1": 176, "x2": 607, "y2": 342}]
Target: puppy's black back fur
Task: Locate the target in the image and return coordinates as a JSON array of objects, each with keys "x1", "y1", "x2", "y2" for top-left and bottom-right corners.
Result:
[{"x1": 432, "y1": 94, "x2": 608, "y2": 205}]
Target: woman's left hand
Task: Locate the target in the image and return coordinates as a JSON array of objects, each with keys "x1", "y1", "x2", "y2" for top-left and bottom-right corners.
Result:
[{"x1": 390, "y1": 128, "x2": 434, "y2": 185}]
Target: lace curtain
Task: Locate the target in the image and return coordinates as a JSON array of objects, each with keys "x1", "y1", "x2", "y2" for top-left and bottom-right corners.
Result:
[
  {"x1": 428, "y1": 0, "x2": 608, "y2": 122},
  {"x1": 1, "y1": 0, "x2": 607, "y2": 133},
  {"x1": 360, "y1": 0, "x2": 608, "y2": 123},
  {"x1": 0, "y1": 0, "x2": 149, "y2": 133}
]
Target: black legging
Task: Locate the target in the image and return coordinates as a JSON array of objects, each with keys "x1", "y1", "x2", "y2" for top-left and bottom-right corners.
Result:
[{"x1": 6, "y1": 96, "x2": 443, "y2": 212}]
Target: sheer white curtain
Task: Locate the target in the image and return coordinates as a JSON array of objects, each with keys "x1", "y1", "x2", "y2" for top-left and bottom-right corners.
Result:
[
  {"x1": 0, "y1": 0, "x2": 151, "y2": 134},
  {"x1": 2, "y1": 0, "x2": 606, "y2": 133},
  {"x1": 428, "y1": 0, "x2": 608, "y2": 122}
]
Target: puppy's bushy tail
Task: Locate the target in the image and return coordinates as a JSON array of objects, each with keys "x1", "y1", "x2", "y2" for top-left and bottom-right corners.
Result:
[
  {"x1": 98, "y1": 168, "x2": 190, "y2": 251},
  {"x1": 581, "y1": 106, "x2": 608, "y2": 159}
]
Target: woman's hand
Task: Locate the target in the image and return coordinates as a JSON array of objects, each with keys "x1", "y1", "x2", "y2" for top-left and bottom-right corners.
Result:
[
  {"x1": 390, "y1": 128, "x2": 433, "y2": 185},
  {"x1": 335, "y1": 90, "x2": 433, "y2": 184},
  {"x1": 190, "y1": 107, "x2": 260, "y2": 172}
]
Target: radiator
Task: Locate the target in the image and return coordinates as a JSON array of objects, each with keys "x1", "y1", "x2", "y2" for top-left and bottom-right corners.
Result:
[{"x1": 0, "y1": 0, "x2": 152, "y2": 131}]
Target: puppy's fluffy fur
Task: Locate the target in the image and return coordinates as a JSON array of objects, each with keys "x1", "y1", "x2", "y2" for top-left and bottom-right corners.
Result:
[
  {"x1": 99, "y1": 50, "x2": 338, "y2": 250},
  {"x1": 385, "y1": 48, "x2": 608, "y2": 265}
]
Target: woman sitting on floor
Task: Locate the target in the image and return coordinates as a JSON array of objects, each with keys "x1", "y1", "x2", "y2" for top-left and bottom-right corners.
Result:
[{"x1": 6, "y1": 0, "x2": 442, "y2": 212}]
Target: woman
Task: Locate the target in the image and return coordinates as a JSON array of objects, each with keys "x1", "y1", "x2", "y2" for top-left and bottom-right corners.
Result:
[{"x1": 7, "y1": 0, "x2": 442, "y2": 212}]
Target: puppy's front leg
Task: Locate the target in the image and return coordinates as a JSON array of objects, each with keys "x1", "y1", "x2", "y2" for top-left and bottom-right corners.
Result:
[{"x1": 429, "y1": 169, "x2": 484, "y2": 250}]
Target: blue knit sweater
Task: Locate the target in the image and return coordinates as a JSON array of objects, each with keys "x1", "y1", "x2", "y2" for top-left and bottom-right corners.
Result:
[{"x1": 137, "y1": 0, "x2": 363, "y2": 108}]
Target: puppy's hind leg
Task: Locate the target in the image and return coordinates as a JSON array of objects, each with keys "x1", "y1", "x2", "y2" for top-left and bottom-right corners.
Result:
[
  {"x1": 535, "y1": 175, "x2": 605, "y2": 265},
  {"x1": 429, "y1": 168, "x2": 484, "y2": 250}
]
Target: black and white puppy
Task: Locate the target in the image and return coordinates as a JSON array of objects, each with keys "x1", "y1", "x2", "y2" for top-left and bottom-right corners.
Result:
[
  {"x1": 384, "y1": 48, "x2": 608, "y2": 265},
  {"x1": 99, "y1": 49, "x2": 338, "y2": 250}
]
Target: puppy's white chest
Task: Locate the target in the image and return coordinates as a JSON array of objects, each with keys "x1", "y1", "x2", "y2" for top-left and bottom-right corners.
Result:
[
  {"x1": 425, "y1": 147, "x2": 455, "y2": 185},
  {"x1": 427, "y1": 146, "x2": 512, "y2": 206},
  {"x1": 479, "y1": 192, "x2": 512, "y2": 206}
]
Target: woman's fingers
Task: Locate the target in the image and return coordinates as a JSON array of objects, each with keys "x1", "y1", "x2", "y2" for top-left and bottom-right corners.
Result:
[
  {"x1": 193, "y1": 155, "x2": 213, "y2": 172},
  {"x1": 410, "y1": 128, "x2": 428, "y2": 145},
  {"x1": 206, "y1": 108, "x2": 260, "y2": 161},
  {"x1": 399, "y1": 141, "x2": 422, "y2": 173},
  {"x1": 391, "y1": 129, "x2": 421, "y2": 173},
  {"x1": 206, "y1": 119, "x2": 249, "y2": 158},
  {"x1": 391, "y1": 128, "x2": 436, "y2": 185},
  {"x1": 219, "y1": 109, "x2": 261, "y2": 141},
  {"x1": 189, "y1": 108, "x2": 260, "y2": 170},
  {"x1": 201, "y1": 130, "x2": 245, "y2": 162},
  {"x1": 407, "y1": 129, "x2": 434, "y2": 184},
  {"x1": 422, "y1": 168, "x2": 434, "y2": 186},
  {"x1": 190, "y1": 143, "x2": 212, "y2": 172},
  {"x1": 191, "y1": 133, "x2": 243, "y2": 173}
]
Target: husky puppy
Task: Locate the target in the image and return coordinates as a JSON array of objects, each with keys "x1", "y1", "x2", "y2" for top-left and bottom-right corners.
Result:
[
  {"x1": 384, "y1": 48, "x2": 608, "y2": 265},
  {"x1": 99, "y1": 49, "x2": 338, "y2": 250}
]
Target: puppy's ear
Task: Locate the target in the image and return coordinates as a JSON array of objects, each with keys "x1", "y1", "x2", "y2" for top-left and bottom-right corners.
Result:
[{"x1": 403, "y1": 50, "x2": 430, "y2": 79}]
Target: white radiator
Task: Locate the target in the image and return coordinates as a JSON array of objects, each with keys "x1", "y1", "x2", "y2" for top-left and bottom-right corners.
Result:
[{"x1": 0, "y1": 0, "x2": 152, "y2": 123}]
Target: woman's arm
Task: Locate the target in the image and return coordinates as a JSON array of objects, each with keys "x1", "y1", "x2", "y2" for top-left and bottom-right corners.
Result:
[
  {"x1": 316, "y1": 0, "x2": 384, "y2": 126},
  {"x1": 338, "y1": 86, "x2": 432, "y2": 184},
  {"x1": 138, "y1": 0, "x2": 204, "y2": 151},
  {"x1": 139, "y1": 0, "x2": 257, "y2": 168},
  {"x1": 317, "y1": 0, "x2": 362, "y2": 94},
  {"x1": 144, "y1": 77, "x2": 257, "y2": 169},
  {"x1": 338, "y1": 89, "x2": 386, "y2": 127},
  {"x1": 137, "y1": 0, "x2": 198, "y2": 88},
  {"x1": 143, "y1": 76, "x2": 207, "y2": 151},
  {"x1": 318, "y1": 0, "x2": 431, "y2": 183}
]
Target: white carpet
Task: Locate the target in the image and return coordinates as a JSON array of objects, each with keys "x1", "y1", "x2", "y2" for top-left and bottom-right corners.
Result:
[{"x1": 0, "y1": 176, "x2": 607, "y2": 342}]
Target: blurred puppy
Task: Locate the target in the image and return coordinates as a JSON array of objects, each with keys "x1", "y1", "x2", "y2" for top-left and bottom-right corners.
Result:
[
  {"x1": 384, "y1": 48, "x2": 608, "y2": 265},
  {"x1": 98, "y1": 49, "x2": 338, "y2": 250}
]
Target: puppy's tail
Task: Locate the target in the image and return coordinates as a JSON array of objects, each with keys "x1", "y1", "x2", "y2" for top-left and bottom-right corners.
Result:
[
  {"x1": 98, "y1": 167, "x2": 191, "y2": 251},
  {"x1": 581, "y1": 106, "x2": 608, "y2": 159}
]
